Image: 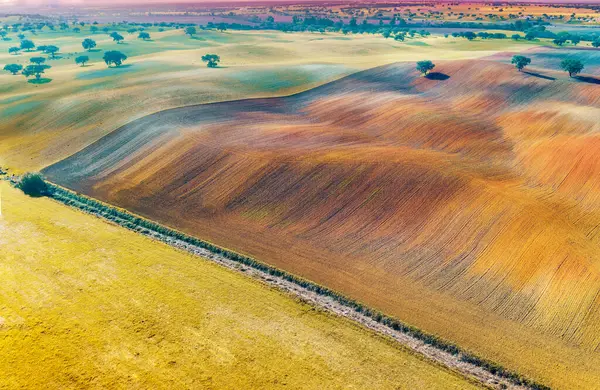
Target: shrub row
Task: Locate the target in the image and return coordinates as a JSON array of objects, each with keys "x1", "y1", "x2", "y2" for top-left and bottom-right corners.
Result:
[{"x1": 44, "y1": 181, "x2": 550, "y2": 390}]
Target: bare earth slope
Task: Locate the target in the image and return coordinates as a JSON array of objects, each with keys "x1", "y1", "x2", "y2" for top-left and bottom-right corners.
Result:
[
  {"x1": 44, "y1": 59, "x2": 600, "y2": 389},
  {"x1": 0, "y1": 182, "x2": 481, "y2": 390}
]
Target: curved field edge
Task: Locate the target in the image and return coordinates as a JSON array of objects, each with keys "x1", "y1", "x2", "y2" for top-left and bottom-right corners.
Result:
[
  {"x1": 32, "y1": 179, "x2": 551, "y2": 390},
  {"x1": 39, "y1": 58, "x2": 600, "y2": 390},
  {"x1": 0, "y1": 181, "x2": 481, "y2": 390}
]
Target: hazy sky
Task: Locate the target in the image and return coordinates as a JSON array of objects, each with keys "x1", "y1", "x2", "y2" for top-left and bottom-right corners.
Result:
[
  {"x1": 2, "y1": 0, "x2": 596, "y2": 7},
  {"x1": 0, "y1": 0, "x2": 280, "y2": 4},
  {"x1": 0, "y1": 0, "x2": 270, "y2": 6}
]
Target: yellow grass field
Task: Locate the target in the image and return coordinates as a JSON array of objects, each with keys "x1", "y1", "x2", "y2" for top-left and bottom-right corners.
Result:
[{"x1": 0, "y1": 181, "x2": 480, "y2": 389}]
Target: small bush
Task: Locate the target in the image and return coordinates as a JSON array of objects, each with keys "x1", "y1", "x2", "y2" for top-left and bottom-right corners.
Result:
[{"x1": 17, "y1": 173, "x2": 51, "y2": 197}]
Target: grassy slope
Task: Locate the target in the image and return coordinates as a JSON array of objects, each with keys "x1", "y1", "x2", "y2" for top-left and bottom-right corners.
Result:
[
  {"x1": 44, "y1": 59, "x2": 600, "y2": 389},
  {"x1": 0, "y1": 26, "x2": 533, "y2": 171},
  {"x1": 0, "y1": 182, "x2": 480, "y2": 389}
]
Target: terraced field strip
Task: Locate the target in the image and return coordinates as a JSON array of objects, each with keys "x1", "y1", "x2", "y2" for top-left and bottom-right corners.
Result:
[{"x1": 42, "y1": 181, "x2": 550, "y2": 390}]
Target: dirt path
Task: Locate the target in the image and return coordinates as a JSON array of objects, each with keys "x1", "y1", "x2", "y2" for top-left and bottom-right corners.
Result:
[
  {"x1": 44, "y1": 182, "x2": 542, "y2": 390},
  {"x1": 158, "y1": 234, "x2": 528, "y2": 390}
]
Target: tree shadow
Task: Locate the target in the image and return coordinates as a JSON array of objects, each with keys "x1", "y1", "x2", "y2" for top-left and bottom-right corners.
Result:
[
  {"x1": 425, "y1": 72, "x2": 450, "y2": 80},
  {"x1": 523, "y1": 71, "x2": 555, "y2": 81},
  {"x1": 108, "y1": 64, "x2": 133, "y2": 69},
  {"x1": 28, "y1": 78, "x2": 52, "y2": 84},
  {"x1": 87, "y1": 48, "x2": 101, "y2": 53},
  {"x1": 574, "y1": 75, "x2": 600, "y2": 84}
]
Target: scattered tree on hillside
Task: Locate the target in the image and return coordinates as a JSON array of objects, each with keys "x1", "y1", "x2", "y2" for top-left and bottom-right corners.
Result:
[
  {"x1": 17, "y1": 173, "x2": 50, "y2": 197},
  {"x1": 103, "y1": 50, "x2": 127, "y2": 67},
  {"x1": 82, "y1": 38, "x2": 97, "y2": 51},
  {"x1": 127, "y1": 28, "x2": 137, "y2": 34},
  {"x1": 0, "y1": 31, "x2": 7, "y2": 40},
  {"x1": 110, "y1": 32, "x2": 124, "y2": 44},
  {"x1": 553, "y1": 37, "x2": 566, "y2": 46},
  {"x1": 570, "y1": 36, "x2": 581, "y2": 46},
  {"x1": 201, "y1": 54, "x2": 220, "y2": 68},
  {"x1": 511, "y1": 55, "x2": 531, "y2": 72},
  {"x1": 394, "y1": 33, "x2": 405, "y2": 41},
  {"x1": 20, "y1": 39, "x2": 35, "y2": 51},
  {"x1": 73, "y1": 27, "x2": 81, "y2": 33},
  {"x1": 185, "y1": 26, "x2": 197, "y2": 37},
  {"x1": 75, "y1": 55, "x2": 90, "y2": 67},
  {"x1": 416, "y1": 60, "x2": 435, "y2": 75},
  {"x1": 17, "y1": 33, "x2": 25, "y2": 40},
  {"x1": 560, "y1": 58, "x2": 584, "y2": 77},
  {"x1": 8, "y1": 46, "x2": 20, "y2": 55},
  {"x1": 90, "y1": 25, "x2": 99, "y2": 34},
  {"x1": 30, "y1": 56, "x2": 46, "y2": 65},
  {"x1": 463, "y1": 31, "x2": 476, "y2": 40},
  {"x1": 593, "y1": 38, "x2": 600, "y2": 48},
  {"x1": 3, "y1": 63, "x2": 23, "y2": 75},
  {"x1": 44, "y1": 45, "x2": 59, "y2": 58},
  {"x1": 22, "y1": 64, "x2": 51, "y2": 80},
  {"x1": 138, "y1": 31, "x2": 151, "y2": 40},
  {"x1": 511, "y1": 34, "x2": 521, "y2": 40}
]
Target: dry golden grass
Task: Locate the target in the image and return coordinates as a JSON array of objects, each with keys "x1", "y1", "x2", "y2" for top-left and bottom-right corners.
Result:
[
  {"x1": 0, "y1": 181, "x2": 480, "y2": 389},
  {"x1": 44, "y1": 60, "x2": 600, "y2": 389}
]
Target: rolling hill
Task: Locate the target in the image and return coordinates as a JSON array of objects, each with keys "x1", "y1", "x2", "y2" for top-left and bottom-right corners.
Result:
[
  {"x1": 44, "y1": 58, "x2": 600, "y2": 388},
  {"x1": 0, "y1": 181, "x2": 480, "y2": 389}
]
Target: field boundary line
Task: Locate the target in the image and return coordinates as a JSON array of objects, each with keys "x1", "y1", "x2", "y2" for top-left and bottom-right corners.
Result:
[{"x1": 38, "y1": 180, "x2": 550, "y2": 390}]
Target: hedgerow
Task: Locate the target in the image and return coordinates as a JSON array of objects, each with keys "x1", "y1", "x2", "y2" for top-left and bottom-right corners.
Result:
[{"x1": 39, "y1": 181, "x2": 549, "y2": 390}]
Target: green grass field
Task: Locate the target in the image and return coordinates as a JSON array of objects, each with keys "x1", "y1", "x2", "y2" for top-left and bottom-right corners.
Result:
[{"x1": 0, "y1": 23, "x2": 537, "y2": 172}]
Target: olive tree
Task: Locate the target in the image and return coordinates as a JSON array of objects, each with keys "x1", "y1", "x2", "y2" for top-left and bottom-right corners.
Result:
[
  {"x1": 82, "y1": 38, "x2": 97, "y2": 51},
  {"x1": 44, "y1": 45, "x2": 59, "y2": 58},
  {"x1": 20, "y1": 39, "x2": 35, "y2": 51},
  {"x1": 185, "y1": 26, "x2": 197, "y2": 37},
  {"x1": 416, "y1": 60, "x2": 435, "y2": 76},
  {"x1": 103, "y1": 50, "x2": 127, "y2": 67},
  {"x1": 30, "y1": 56, "x2": 46, "y2": 65},
  {"x1": 110, "y1": 32, "x2": 124, "y2": 44},
  {"x1": 75, "y1": 55, "x2": 90, "y2": 67},
  {"x1": 201, "y1": 54, "x2": 220, "y2": 68},
  {"x1": 511, "y1": 55, "x2": 531, "y2": 72},
  {"x1": 3, "y1": 63, "x2": 23, "y2": 75},
  {"x1": 560, "y1": 59, "x2": 584, "y2": 77},
  {"x1": 22, "y1": 64, "x2": 51, "y2": 80}
]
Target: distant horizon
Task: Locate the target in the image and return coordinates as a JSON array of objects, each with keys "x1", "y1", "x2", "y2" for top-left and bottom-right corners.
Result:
[{"x1": 4, "y1": 0, "x2": 600, "y2": 8}]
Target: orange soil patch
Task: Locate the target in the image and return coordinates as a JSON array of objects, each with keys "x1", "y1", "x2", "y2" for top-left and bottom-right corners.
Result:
[{"x1": 45, "y1": 59, "x2": 600, "y2": 389}]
